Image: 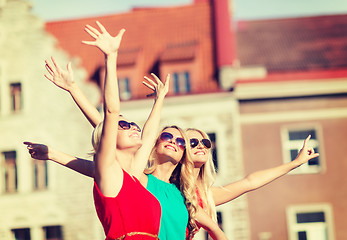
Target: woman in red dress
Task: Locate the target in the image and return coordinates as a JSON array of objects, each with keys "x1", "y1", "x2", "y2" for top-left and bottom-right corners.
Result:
[{"x1": 26, "y1": 21, "x2": 165, "y2": 240}]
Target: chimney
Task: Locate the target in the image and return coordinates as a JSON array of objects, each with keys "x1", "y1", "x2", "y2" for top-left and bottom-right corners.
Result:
[{"x1": 195, "y1": 0, "x2": 238, "y2": 89}]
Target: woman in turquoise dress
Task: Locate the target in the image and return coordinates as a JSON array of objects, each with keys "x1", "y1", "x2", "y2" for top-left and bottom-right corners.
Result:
[{"x1": 23, "y1": 21, "x2": 227, "y2": 238}]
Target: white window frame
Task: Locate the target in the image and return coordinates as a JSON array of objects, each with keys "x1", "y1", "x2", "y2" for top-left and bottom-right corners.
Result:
[
  {"x1": 281, "y1": 125, "x2": 324, "y2": 175},
  {"x1": 286, "y1": 203, "x2": 335, "y2": 240},
  {"x1": 118, "y1": 77, "x2": 131, "y2": 100},
  {"x1": 172, "y1": 71, "x2": 191, "y2": 94}
]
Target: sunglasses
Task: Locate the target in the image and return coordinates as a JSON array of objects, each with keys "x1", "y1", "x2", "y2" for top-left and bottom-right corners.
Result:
[
  {"x1": 118, "y1": 120, "x2": 141, "y2": 132},
  {"x1": 159, "y1": 132, "x2": 186, "y2": 150},
  {"x1": 190, "y1": 138, "x2": 212, "y2": 149}
]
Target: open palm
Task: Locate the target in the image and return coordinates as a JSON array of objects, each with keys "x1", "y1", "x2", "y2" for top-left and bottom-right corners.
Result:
[
  {"x1": 82, "y1": 21, "x2": 125, "y2": 55},
  {"x1": 44, "y1": 56, "x2": 75, "y2": 91},
  {"x1": 143, "y1": 73, "x2": 170, "y2": 100}
]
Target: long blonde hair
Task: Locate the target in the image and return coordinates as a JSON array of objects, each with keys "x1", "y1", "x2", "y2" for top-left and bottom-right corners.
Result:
[
  {"x1": 145, "y1": 126, "x2": 199, "y2": 239},
  {"x1": 186, "y1": 128, "x2": 217, "y2": 223}
]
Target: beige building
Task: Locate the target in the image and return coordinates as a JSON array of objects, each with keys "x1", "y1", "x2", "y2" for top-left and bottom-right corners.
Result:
[
  {"x1": 0, "y1": 0, "x2": 101, "y2": 239},
  {"x1": 2, "y1": 0, "x2": 347, "y2": 240},
  {"x1": 0, "y1": 1, "x2": 245, "y2": 240}
]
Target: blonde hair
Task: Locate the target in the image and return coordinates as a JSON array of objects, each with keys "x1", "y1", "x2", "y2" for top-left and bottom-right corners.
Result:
[
  {"x1": 91, "y1": 115, "x2": 125, "y2": 154},
  {"x1": 145, "y1": 126, "x2": 199, "y2": 238},
  {"x1": 186, "y1": 128, "x2": 217, "y2": 223},
  {"x1": 91, "y1": 121, "x2": 104, "y2": 154}
]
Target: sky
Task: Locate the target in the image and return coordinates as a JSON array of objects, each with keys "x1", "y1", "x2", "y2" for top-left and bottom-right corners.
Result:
[{"x1": 29, "y1": 0, "x2": 347, "y2": 22}]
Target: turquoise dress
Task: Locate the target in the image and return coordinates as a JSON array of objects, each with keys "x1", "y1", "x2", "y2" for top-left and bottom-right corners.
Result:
[{"x1": 146, "y1": 174, "x2": 188, "y2": 240}]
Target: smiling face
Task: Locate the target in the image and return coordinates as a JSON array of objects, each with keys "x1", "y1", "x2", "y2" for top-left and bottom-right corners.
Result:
[
  {"x1": 155, "y1": 127, "x2": 186, "y2": 165},
  {"x1": 186, "y1": 129, "x2": 210, "y2": 168},
  {"x1": 116, "y1": 117, "x2": 142, "y2": 150}
]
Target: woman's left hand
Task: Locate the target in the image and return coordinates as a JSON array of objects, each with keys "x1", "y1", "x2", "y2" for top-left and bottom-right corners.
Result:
[{"x1": 295, "y1": 135, "x2": 320, "y2": 164}]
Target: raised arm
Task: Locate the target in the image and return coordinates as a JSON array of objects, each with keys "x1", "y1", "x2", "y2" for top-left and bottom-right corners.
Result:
[
  {"x1": 45, "y1": 57, "x2": 102, "y2": 128},
  {"x1": 23, "y1": 141, "x2": 94, "y2": 178},
  {"x1": 212, "y1": 135, "x2": 319, "y2": 206},
  {"x1": 83, "y1": 21, "x2": 125, "y2": 197},
  {"x1": 131, "y1": 73, "x2": 170, "y2": 179},
  {"x1": 195, "y1": 208, "x2": 228, "y2": 240}
]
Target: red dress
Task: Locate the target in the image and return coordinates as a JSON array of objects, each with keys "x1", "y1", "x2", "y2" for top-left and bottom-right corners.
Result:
[{"x1": 93, "y1": 170, "x2": 161, "y2": 240}]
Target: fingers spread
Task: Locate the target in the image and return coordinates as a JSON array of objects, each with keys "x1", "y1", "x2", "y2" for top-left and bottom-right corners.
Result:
[
  {"x1": 117, "y1": 28, "x2": 126, "y2": 39},
  {"x1": 44, "y1": 74, "x2": 53, "y2": 82},
  {"x1": 165, "y1": 74, "x2": 170, "y2": 84},
  {"x1": 85, "y1": 24, "x2": 101, "y2": 36},
  {"x1": 144, "y1": 76, "x2": 156, "y2": 87},
  {"x1": 150, "y1": 73, "x2": 161, "y2": 84},
  {"x1": 45, "y1": 60, "x2": 55, "y2": 75},
  {"x1": 84, "y1": 26, "x2": 99, "y2": 39},
  {"x1": 142, "y1": 81, "x2": 155, "y2": 90},
  {"x1": 96, "y1": 21, "x2": 107, "y2": 33},
  {"x1": 50, "y1": 56, "x2": 60, "y2": 70},
  {"x1": 81, "y1": 40, "x2": 96, "y2": 46}
]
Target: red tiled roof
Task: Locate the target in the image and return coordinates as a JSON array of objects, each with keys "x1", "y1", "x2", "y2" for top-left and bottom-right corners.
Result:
[
  {"x1": 46, "y1": 2, "x2": 219, "y2": 99},
  {"x1": 236, "y1": 14, "x2": 347, "y2": 73},
  {"x1": 160, "y1": 41, "x2": 198, "y2": 62}
]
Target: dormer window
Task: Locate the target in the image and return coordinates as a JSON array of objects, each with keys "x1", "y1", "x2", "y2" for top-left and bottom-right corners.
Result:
[{"x1": 173, "y1": 71, "x2": 191, "y2": 94}]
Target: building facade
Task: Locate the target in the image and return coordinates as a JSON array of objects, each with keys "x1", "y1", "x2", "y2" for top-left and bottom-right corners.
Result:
[
  {"x1": 1, "y1": 0, "x2": 347, "y2": 239},
  {"x1": 0, "y1": 0, "x2": 101, "y2": 239},
  {"x1": 231, "y1": 13, "x2": 347, "y2": 240}
]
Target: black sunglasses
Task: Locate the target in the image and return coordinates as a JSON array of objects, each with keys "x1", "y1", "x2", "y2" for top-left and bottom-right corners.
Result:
[
  {"x1": 190, "y1": 138, "x2": 212, "y2": 149},
  {"x1": 160, "y1": 132, "x2": 186, "y2": 150},
  {"x1": 118, "y1": 120, "x2": 141, "y2": 132}
]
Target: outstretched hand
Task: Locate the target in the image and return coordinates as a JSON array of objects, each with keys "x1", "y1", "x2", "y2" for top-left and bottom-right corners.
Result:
[
  {"x1": 295, "y1": 135, "x2": 320, "y2": 164},
  {"x1": 82, "y1": 21, "x2": 125, "y2": 56},
  {"x1": 142, "y1": 73, "x2": 170, "y2": 100},
  {"x1": 23, "y1": 142, "x2": 50, "y2": 160},
  {"x1": 45, "y1": 56, "x2": 75, "y2": 92}
]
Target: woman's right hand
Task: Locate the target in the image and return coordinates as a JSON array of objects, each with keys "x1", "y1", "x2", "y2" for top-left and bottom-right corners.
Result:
[
  {"x1": 82, "y1": 21, "x2": 125, "y2": 56},
  {"x1": 143, "y1": 73, "x2": 170, "y2": 101},
  {"x1": 23, "y1": 142, "x2": 50, "y2": 160},
  {"x1": 45, "y1": 56, "x2": 76, "y2": 92}
]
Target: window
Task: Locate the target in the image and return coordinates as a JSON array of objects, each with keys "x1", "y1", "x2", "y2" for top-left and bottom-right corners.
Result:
[
  {"x1": 10, "y1": 82, "x2": 22, "y2": 112},
  {"x1": 287, "y1": 204, "x2": 335, "y2": 240},
  {"x1": 207, "y1": 132, "x2": 218, "y2": 171},
  {"x1": 43, "y1": 226, "x2": 63, "y2": 240},
  {"x1": 118, "y1": 77, "x2": 131, "y2": 100},
  {"x1": 205, "y1": 212, "x2": 223, "y2": 240},
  {"x1": 282, "y1": 128, "x2": 321, "y2": 174},
  {"x1": 2, "y1": 151, "x2": 17, "y2": 193},
  {"x1": 173, "y1": 71, "x2": 191, "y2": 94},
  {"x1": 12, "y1": 228, "x2": 30, "y2": 240},
  {"x1": 33, "y1": 160, "x2": 48, "y2": 190}
]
